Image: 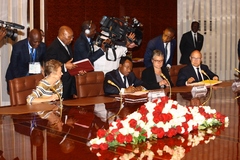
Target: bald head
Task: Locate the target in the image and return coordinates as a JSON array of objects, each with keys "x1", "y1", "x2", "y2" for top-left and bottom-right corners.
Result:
[
  {"x1": 58, "y1": 26, "x2": 74, "y2": 45},
  {"x1": 190, "y1": 50, "x2": 202, "y2": 67},
  {"x1": 28, "y1": 29, "x2": 42, "y2": 48}
]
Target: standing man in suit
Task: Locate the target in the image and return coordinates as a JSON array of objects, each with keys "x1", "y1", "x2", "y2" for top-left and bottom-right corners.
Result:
[
  {"x1": 179, "y1": 21, "x2": 204, "y2": 64},
  {"x1": 104, "y1": 56, "x2": 145, "y2": 95},
  {"x1": 5, "y1": 29, "x2": 46, "y2": 91},
  {"x1": 74, "y1": 20, "x2": 107, "y2": 63},
  {"x1": 176, "y1": 50, "x2": 218, "y2": 86},
  {"x1": 45, "y1": 26, "x2": 77, "y2": 99},
  {"x1": 144, "y1": 27, "x2": 176, "y2": 68}
]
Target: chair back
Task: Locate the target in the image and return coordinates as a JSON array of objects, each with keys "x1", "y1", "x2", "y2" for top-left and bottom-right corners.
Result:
[
  {"x1": 169, "y1": 64, "x2": 186, "y2": 86},
  {"x1": 9, "y1": 74, "x2": 43, "y2": 106},
  {"x1": 132, "y1": 67, "x2": 146, "y2": 79},
  {"x1": 75, "y1": 71, "x2": 105, "y2": 98}
]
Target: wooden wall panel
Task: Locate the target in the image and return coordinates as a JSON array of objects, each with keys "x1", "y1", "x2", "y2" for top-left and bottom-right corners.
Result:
[{"x1": 44, "y1": 0, "x2": 177, "y2": 64}]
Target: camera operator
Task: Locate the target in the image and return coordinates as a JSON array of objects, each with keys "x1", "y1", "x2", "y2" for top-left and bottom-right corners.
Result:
[
  {"x1": 0, "y1": 27, "x2": 6, "y2": 42},
  {"x1": 73, "y1": 20, "x2": 108, "y2": 63},
  {"x1": 94, "y1": 32, "x2": 138, "y2": 74}
]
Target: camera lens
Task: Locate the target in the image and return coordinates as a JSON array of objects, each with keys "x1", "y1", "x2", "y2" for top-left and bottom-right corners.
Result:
[
  {"x1": 0, "y1": 26, "x2": 18, "y2": 41},
  {"x1": 6, "y1": 28, "x2": 18, "y2": 41}
]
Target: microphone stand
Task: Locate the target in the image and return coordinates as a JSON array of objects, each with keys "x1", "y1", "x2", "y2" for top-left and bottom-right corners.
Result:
[
  {"x1": 201, "y1": 70, "x2": 212, "y2": 106},
  {"x1": 160, "y1": 73, "x2": 172, "y2": 99},
  {"x1": 51, "y1": 87, "x2": 63, "y2": 118},
  {"x1": 107, "y1": 80, "x2": 124, "y2": 121}
]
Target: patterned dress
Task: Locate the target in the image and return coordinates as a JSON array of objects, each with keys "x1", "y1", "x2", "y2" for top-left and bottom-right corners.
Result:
[{"x1": 26, "y1": 77, "x2": 63, "y2": 119}]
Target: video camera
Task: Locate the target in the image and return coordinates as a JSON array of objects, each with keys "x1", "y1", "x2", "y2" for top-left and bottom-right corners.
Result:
[
  {"x1": 95, "y1": 16, "x2": 143, "y2": 48},
  {"x1": 0, "y1": 20, "x2": 25, "y2": 41}
]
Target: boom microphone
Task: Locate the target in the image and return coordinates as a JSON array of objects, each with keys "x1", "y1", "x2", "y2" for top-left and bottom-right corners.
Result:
[
  {"x1": 0, "y1": 20, "x2": 25, "y2": 29},
  {"x1": 160, "y1": 73, "x2": 171, "y2": 99},
  {"x1": 201, "y1": 70, "x2": 212, "y2": 106},
  {"x1": 5, "y1": 21, "x2": 25, "y2": 29}
]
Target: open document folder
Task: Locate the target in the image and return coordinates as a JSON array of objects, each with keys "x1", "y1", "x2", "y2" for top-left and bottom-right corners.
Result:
[
  {"x1": 115, "y1": 90, "x2": 149, "y2": 103},
  {"x1": 188, "y1": 80, "x2": 222, "y2": 87}
]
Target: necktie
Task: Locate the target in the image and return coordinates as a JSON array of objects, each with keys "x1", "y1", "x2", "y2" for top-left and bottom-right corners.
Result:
[
  {"x1": 89, "y1": 42, "x2": 94, "y2": 53},
  {"x1": 65, "y1": 45, "x2": 70, "y2": 55},
  {"x1": 194, "y1": 34, "x2": 197, "y2": 48},
  {"x1": 30, "y1": 48, "x2": 35, "y2": 62},
  {"x1": 196, "y1": 68, "x2": 203, "y2": 81},
  {"x1": 165, "y1": 43, "x2": 168, "y2": 62},
  {"x1": 123, "y1": 76, "x2": 127, "y2": 88}
]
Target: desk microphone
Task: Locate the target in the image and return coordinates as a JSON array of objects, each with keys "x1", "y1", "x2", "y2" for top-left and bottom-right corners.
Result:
[
  {"x1": 107, "y1": 80, "x2": 120, "y2": 92},
  {"x1": 201, "y1": 70, "x2": 212, "y2": 106},
  {"x1": 235, "y1": 68, "x2": 240, "y2": 73},
  {"x1": 160, "y1": 73, "x2": 171, "y2": 99},
  {"x1": 50, "y1": 87, "x2": 63, "y2": 118},
  {"x1": 107, "y1": 80, "x2": 123, "y2": 121}
]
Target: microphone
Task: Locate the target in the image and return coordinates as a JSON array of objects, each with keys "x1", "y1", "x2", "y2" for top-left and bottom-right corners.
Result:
[
  {"x1": 235, "y1": 68, "x2": 240, "y2": 73},
  {"x1": 0, "y1": 20, "x2": 25, "y2": 29},
  {"x1": 107, "y1": 80, "x2": 124, "y2": 121},
  {"x1": 50, "y1": 87, "x2": 63, "y2": 118},
  {"x1": 5, "y1": 21, "x2": 25, "y2": 29},
  {"x1": 200, "y1": 70, "x2": 212, "y2": 106},
  {"x1": 107, "y1": 80, "x2": 121, "y2": 93},
  {"x1": 201, "y1": 70, "x2": 211, "y2": 81},
  {"x1": 160, "y1": 73, "x2": 172, "y2": 99}
]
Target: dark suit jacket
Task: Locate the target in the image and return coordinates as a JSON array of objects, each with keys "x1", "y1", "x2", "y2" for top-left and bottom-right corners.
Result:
[
  {"x1": 238, "y1": 39, "x2": 240, "y2": 70},
  {"x1": 176, "y1": 64, "x2": 218, "y2": 86},
  {"x1": 179, "y1": 31, "x2": 204, "y2": 64},
  {"x1": 144, "y1": 35, "x2": 176, "y2": 68},
  {"x1": 74, "y1": 32, "x2": 104, "y2": 63},
  {"x1": 104, "y1": 69, "x2": 144, "y2": 95},
  {"x1": 5, "y1": 38, "x2": 46, "y2": 81},
  {"x1": 141, "y1": 66, "x2": 173, "y2": 90},
  {"x1": 45, "y1": 38, "x2": 75, "y2": 99}
]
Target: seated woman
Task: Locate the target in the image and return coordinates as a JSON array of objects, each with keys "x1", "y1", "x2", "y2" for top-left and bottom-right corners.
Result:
[
  {"x1": 27, "y1": 59, "x2": 63, "y2": 104},
  {"x1": 141, "y1": 49, "x2": 173, "y2": 90},
  {"x1": 27, "y1": 59, "x2": 64, "y2": 131}
]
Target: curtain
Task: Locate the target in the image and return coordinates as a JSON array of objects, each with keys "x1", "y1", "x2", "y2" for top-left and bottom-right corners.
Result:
[
  {"x1": 177, "y1": 0, "x2": 240, "y2": 80},
  {"x1": 0, "y1": 0, "x2": 28, "y2": 106}
]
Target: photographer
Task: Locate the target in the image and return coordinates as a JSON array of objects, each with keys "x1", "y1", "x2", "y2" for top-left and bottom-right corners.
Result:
[
  {"x1": 0, "y1": 27, "x2": 6, "y2": 42},
  {"x1": 73, "y1": 20, "x2": 108, "y2": 63},
  {"x1": 94, "y1": 32, "x2": 138, "y2": 74}
]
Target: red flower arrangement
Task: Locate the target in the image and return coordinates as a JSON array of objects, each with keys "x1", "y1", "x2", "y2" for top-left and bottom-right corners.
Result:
[{"x1": 89, "y1": 96, "x2": 229, "y2": 152}]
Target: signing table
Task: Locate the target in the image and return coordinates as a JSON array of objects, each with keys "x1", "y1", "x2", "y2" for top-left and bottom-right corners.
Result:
[{"x1": 0, "y1": 80, "x2": 239, "y2": 160}]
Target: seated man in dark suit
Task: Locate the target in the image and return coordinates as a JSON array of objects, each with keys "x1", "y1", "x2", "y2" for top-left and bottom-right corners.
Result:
[
  {"x1": 104, "y1": 56, "x2": 145, "y2": 95},
  {"x1": 176, "y1": 50, "x2": 218, "y2": 86}
]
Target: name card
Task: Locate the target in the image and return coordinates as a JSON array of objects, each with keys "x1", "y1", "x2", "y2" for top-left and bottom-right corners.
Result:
[
  {"x1": 148, "y1": 90, "x2": 165, "y2": 102},
  {"x1": 232, "y1": 81, "x2": 240, "y2": 92},
  {"x1": 191, "y1": 85, "x2": 207, "y2": 98}
]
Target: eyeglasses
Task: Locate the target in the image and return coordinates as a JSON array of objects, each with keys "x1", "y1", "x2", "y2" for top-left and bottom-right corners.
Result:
[
  {"x1": 152, "y1": 59, "x2": 164, "y2": 63},
  {"x1": 191, "y1": 57, "x2": 201, "y2": 60}
]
